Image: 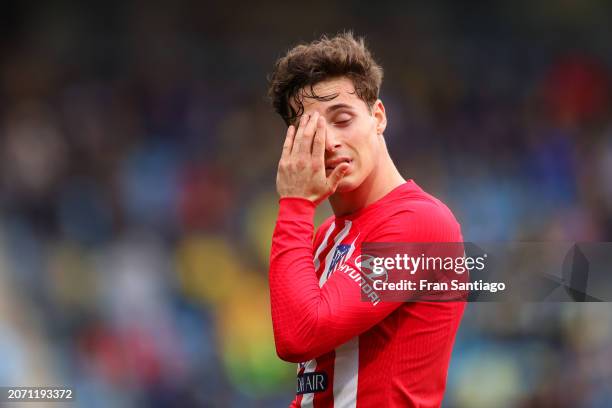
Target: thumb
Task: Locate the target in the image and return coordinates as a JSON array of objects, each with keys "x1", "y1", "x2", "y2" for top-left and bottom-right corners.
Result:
[{"x1": 327, "y1": 163, "x2": 349, "y2": 191}]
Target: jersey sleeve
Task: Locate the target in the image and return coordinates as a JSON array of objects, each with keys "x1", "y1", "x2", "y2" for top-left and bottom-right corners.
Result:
[{"x1": 269, "y1": 197, "x2": 462, "y2": 363}]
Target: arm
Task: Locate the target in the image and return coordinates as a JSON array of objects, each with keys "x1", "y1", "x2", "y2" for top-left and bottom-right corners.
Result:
[
  {"x1": 270, "y1": 111, "x2": 357, "y2": 362},
  {"x1": 269, "y1": 197, "x2": 401, "y2": 362}
]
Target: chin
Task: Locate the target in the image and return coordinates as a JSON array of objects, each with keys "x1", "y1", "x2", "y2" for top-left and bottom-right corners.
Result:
[{"x1": 335, "y1": 175, "x2": 360, "y2": 193}]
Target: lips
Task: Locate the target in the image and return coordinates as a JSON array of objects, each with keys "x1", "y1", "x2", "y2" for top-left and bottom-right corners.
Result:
[{"x1": 325, "y1": 157, "x2": 352, "y2": 170}]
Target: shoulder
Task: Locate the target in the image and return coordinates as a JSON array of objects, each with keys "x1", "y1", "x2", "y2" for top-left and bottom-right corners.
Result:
[{"x1": 370, "y1": 182, "x2": 462, "y2": 242}]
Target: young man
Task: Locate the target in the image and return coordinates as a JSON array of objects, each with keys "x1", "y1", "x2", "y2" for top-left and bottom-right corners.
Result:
[{"x1": 268, "y1": 32, "x2": 465, "y2": 407}]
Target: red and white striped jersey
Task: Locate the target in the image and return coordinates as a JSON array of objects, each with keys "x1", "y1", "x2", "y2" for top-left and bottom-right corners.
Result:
[{"x1": 270, "y1": 180, "x2": 466, "y2": 407}]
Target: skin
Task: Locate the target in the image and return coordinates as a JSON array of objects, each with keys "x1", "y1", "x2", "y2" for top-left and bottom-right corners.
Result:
[{"x1": 276, "y1": 77, "x2": 405, "y2": 216}]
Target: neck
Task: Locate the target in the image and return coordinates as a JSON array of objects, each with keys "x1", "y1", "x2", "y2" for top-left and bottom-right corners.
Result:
[{"x1": 329, "y1": 145, "x2": 405, "y2": 217}]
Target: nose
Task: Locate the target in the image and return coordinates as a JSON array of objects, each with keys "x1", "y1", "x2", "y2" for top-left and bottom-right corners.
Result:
[{"x1": 325, "y1": 126, "x2": 341, "y2": 153}]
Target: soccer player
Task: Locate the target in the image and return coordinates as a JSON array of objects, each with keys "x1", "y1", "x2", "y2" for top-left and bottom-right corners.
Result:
[{"x1": 267, "y1": 32, "x2": 465, "y2": 407}]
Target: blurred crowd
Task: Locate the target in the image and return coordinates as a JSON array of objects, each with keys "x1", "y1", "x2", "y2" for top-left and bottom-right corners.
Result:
[{"x1": 0, "y1": 1, "x2": 610, "y2": 407}]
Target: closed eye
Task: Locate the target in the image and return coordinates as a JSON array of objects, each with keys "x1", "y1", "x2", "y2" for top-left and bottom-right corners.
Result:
[
  {"x1": 332, "y1": 113, "x2": 353, "y2": 127},
  {"x1": 334, "y1": 119, "x2": 351, "y2": 126}
]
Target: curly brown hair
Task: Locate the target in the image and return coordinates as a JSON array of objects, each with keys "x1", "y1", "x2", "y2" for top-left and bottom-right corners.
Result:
[{"x1": 267, "y1": 32, "x2": 384, "y2": 126}]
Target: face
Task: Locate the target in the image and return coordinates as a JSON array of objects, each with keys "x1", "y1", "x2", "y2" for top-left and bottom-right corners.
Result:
[{"x1": 292, "y1": 77, "x2": 387, "y2": 193}]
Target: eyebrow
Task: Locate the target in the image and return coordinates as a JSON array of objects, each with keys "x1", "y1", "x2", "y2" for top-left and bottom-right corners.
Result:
[{"x1": 325, "y1": 103, "x2": 354, "y2": 114}]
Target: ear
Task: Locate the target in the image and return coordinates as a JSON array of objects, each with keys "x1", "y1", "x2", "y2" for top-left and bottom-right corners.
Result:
[{"x1": 372, "y1": 99, "x2": 387, "y2": 135}]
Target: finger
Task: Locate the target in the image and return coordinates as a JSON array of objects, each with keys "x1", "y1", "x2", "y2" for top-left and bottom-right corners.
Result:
[
  {"x1": 296, "y1": 111, "x2": 319, "y2": 155},
  {"x1": 327, "y1": 162, "x2": 349, "y2": 192},
  {"x1": 291, "y1": 114, "x2": 309, "y2": 155},
  {"x1": 281, "y1": 125, "x2": 296, "y2": 159},
  {"x1": 311, "y1": 115, "x2": 326, "y2": 159}
]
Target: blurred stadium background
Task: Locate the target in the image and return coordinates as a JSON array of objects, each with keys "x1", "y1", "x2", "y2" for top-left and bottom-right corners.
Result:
[{"x1": 0, "y1": 1, "x2": 610, "y2": 407}]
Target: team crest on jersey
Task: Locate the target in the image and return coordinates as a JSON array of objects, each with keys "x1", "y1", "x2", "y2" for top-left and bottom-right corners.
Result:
[{"x1": 327, "y1": 244, "x2": 351, "y2": 278}]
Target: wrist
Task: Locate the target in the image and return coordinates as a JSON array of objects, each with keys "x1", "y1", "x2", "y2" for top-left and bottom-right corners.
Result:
[{"x1": 278, "y1": 197, "x2": 317, "y2": 221}]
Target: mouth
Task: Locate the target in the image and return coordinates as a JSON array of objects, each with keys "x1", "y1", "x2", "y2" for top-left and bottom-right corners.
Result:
[{"x1": 325, "y1": 158, "x2": 352, "y2": 172}]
